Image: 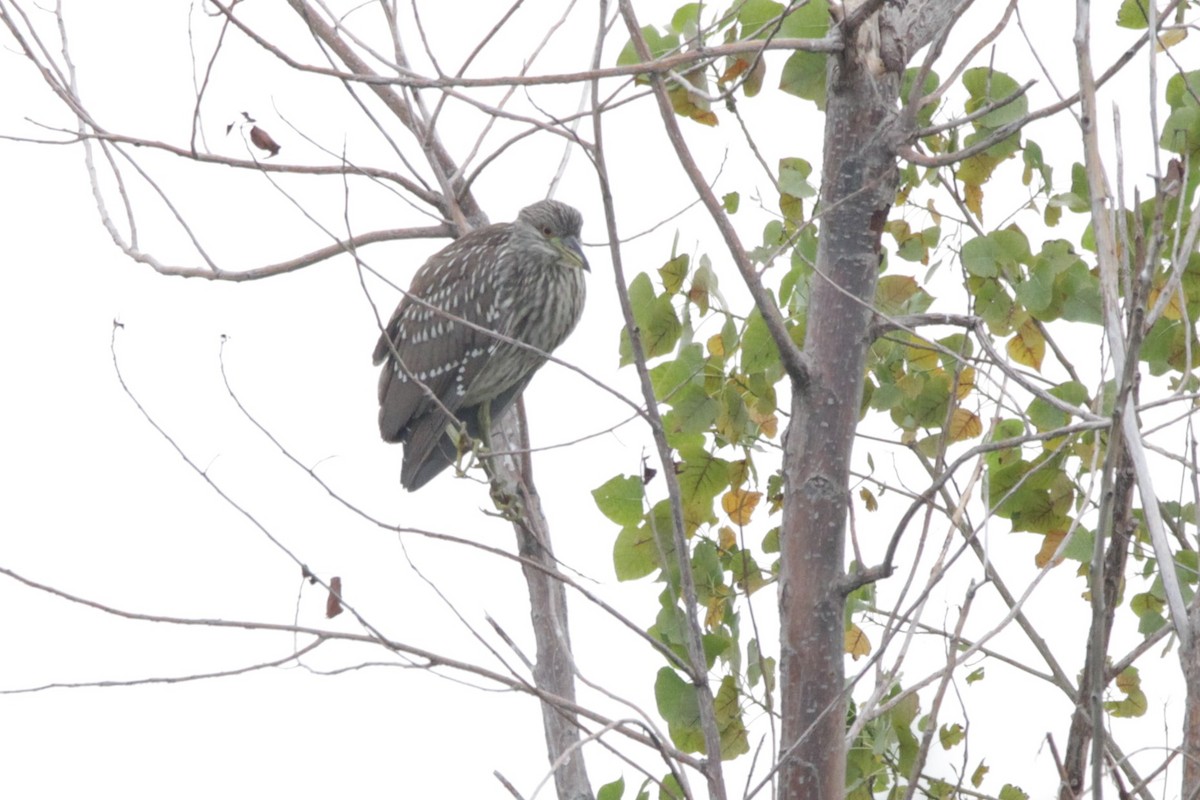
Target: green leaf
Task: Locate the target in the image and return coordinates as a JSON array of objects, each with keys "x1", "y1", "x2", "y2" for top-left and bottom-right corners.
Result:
[
  {"x1": 659, "y1": 254, "x2": 689, "y2": 295},
  {"x1": 962, "y1": 67, "x2": 1029, "y2": 129},
  {"x1": 737, "y1": 0, "x2": 785, "y2": 37},
  {"x1": 1062, "y1": 529, "x2": 1095, "y2": 562},
  {"x1": 741, "y1": 307, "x2": 780, "y2": 375},
  {"x1": 655, "y1": 667, "x2": 705, "y2": 752},
  {"x1": 1166, "y1": 71, "x2": 1200, "y2": 109},
  {"x1": 1116, "y1": 0, "x2": 1150, "y2": 28},
  {"x1": 658, "y1": 775, "x2": 684, "y2": 800},
  {"x1": 613, "y1": 523, "x2": 659, "y2": 581},
  {"x1": 762, "y1": 526, "x2": 780, "y2": 553},
  {"x1": 962, "y1": 234, "x2": 999, "y2": 277},
  {"x1": 901, "y1": 67, "x2": 941, "y2": 127},
  {"x1": 747, "y1": 638, "x2": 776, "y2": 691},
  {"x1": 777, "y1": 0, "x2": 829, "y2": 36},
  {"x1": 779, "y1": 157, "x2": 816, "y2": 198},
  {"x1": 875, "y1": 274, "x2": 934, "y2": 314},
  {"x1": 1057, "y1": 261, "x2": 1102, "y2": 323},
  {"x1": 669, "y1": 3, "x2": 702, "y2": 35},
  {"x1": 1022, "y1": 139, "x2": 1052, "y2": 190},
  {"x1": 662, "y1": 384, "x2": 720, "y2": 436},
  {"x1": 716, "y1": 384, "x2": 752, "y2": 444},
  {"x1": 620, "y1": 272, "x2": 683, "y2": 364},
  {"x1": 1015, "y1": 259, "x2": 1055, "y2": 314},
  {"x1": 643, "y1": 295, "x2": 683, "y2": 358},
  {"x1": 1026, "y1": 381, "x2": 1090, "y2": 431},
  {"x1": 723, "y1": 191, "x2": 740, "y2": 213},
  {"x1": 999, "y1": 785, "x2": 1030, "y2": 800},
  {"x1": 593, "y1": 474, "x2": 645, "y2": 526},
  {"x1": 1160, "y1": 107, "x2": 1200, "y2": 154},
  {"x1": 1104, "y1": 666, "x2": 1148, "y2": 718},
  {"x1": 676, "y1": 447, "x2": 731, "y2": 511},
  {"x1": 715, "y1": 675, "x2": 750, "y2": 758},
  {"x1": 616, "y1": 26, "x2": 680, "y2": 68},
  {"x1": 939, "y1": 723, "x2": 964, "y2": 750},
  {"x1": 891, "y1": 691, "x2": 921, "y2": 775},
  {"x1": 779, "y1": 49, "x2": 827, "y2": 108},
  {"x1": 598, "y1": 777, "x2": 626, "y2": 800},
  {"x1": 966, "y1": 667, "x2": 985, "y2": 685},
  {"x1": 650, "y1": 342, "x2": 705, "y2": 400}
]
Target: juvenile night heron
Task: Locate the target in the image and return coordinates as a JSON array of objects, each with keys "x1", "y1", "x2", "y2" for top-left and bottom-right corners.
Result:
[{"x1": 373, "y1": 200, "x2": 589, "y2": 490}]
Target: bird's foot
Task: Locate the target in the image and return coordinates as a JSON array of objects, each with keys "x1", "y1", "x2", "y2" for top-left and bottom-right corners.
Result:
[{"x1": 487, "y1": 481, "x2": 523, "y2": 520}]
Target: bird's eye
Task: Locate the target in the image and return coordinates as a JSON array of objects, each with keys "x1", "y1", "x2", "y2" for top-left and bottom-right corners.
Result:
[{"x1": 542, "y1": 226, "x2": 553, "y2": 236}]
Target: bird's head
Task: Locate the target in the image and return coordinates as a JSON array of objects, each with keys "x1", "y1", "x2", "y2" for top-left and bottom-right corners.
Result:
[{"x1": 517, "y1": 200, "x2": 590, "y2": 272}]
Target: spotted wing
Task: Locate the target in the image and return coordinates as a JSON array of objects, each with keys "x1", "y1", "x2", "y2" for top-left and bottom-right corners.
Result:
[{"x1": 374, "y1": 224, "x2": 510, "y2": 444}]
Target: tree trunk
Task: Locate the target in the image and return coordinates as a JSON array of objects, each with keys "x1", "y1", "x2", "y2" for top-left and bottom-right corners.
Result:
[
  {"x1": 493, "y1": 405, "x2": 592, "y2": 800},
  {"x1": 1182, "y1": 602, "x2": 1200, "y2": 800},
  {"x1": 778, "y1": 20, "x2": 900, "y2": 800},
  {"x1": 1058, "y1": 440, "x2": 1134, "y2": 799}
]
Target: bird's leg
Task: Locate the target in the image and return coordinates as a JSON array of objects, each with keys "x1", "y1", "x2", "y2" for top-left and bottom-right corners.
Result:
[
  {"x1": 450, "y1": 422, "x2": 473, "y2": 477},
  {"x1": 478, "y1": 400, "x2": 493, "y2": 453},
  {"x1": 478, "y1": 401, "x2": 521, "y2": 517},
  {"x1": 451, "y1": 403, "x2": 492, "y2": 479}
]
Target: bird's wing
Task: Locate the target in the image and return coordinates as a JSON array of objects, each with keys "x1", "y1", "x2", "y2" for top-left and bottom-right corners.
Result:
[{"x1": 375, "y1": 225, "x2": 509, "y2": 443}]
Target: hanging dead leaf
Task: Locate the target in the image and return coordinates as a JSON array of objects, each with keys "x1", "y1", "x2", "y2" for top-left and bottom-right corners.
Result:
[
  {"x1": 250, "y1": 125, "x2": 281, "y2": 157},
  {"x1": 326, "y1": 576, "x2": 344, "y2": 618},
  {"x1": 1163, "y1": 158, "x2": 1183, "y2": 199},
  {"x1": 641, "y1": 456, "x2": 657, "y2": 485}
]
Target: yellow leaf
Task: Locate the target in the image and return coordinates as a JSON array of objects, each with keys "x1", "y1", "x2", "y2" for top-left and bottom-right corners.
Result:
[
  {"x1": 749, "y1": 407, "x2": 779, "y2": 438},
  {"x1": 1035, "y1": 530, "x2": 1066, "y2": 568},
  {"x1": 1115, "y1": 666, "x2": 1140, "y2": 693},
  {"x1": 859, "y1": 487, "x2": 878, "y2": 512},
  {"x1": 722, "y1": 488, "x2": 762, "y2": 525},
  {"x1": 1007, "y1": 317, "x2": 1045, "y2": 370},
  {"x1": 706, "y1": 596, "x2": 725, "y2": 629},
  {"x1": 965, "y1": 183, "x2": 984, "y2": 219},
  {"x1": 955, "y1": 366, "x2": 976, "y2": 400},
  {"x1": 948, "y1": 408, "x2": 983, "y2": 442},
  {"x1": 1148, "y1": 285, "x2": 1183, "y2": 321},
  {"x1": 876, "y1": 275, "x2": 920, "y2": 311},
  {"x1": 707, "y1": 332, "x2": 726, "y2": 358},
  {"x1": 844, "y1": 623, "x2": 871, "y2": 660},
  {"x1": 728, "y1": 459, "x2": 751, "y2": 488},
  {"x1": 906, "y1": 342, "x2": 940, "y2": 372},
  {"x1": 1157, "y1": 28, "x2": 1187, "y2": 51},
  {"x1": 718, "y1": 525, "x2": 737, "y2": 551},
  {"x1": 926, "y1": 198, "x2": 942, "y2": 225}
]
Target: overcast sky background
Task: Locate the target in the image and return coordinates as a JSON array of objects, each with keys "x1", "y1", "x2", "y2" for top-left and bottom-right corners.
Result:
[{"x1": 2, "y1": 2, "x2": 1196, "y2": 798}]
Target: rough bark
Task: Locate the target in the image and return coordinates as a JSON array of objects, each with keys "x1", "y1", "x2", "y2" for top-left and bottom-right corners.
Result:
[
  {"x1": 1183, "y1": 602, "x2": 1200, "y2": 800},
  {"x1": 777, "y1": 22, "x2": 901, "y2": 800},
  {"x1": 1058, "y1": 439, "x2": 1134, "y2": 800},
  {"x1": 491, "y1": 405, "x2": 593, "y2": 800}
]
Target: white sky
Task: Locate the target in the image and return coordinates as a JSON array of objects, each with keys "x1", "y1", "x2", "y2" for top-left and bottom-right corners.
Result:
[{"x1": 1, "y1": 1, "x2": 1196, "y2": 798}]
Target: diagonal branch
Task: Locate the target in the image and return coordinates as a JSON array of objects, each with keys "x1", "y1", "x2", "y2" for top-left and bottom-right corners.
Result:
[{"x1": 615, "y1": 3, "x2": 810, "y2": 390}]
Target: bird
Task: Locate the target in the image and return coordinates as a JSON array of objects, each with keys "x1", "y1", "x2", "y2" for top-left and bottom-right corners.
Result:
[{"x1": 373, "y1": 200, "x2": 589, "y2": 491}]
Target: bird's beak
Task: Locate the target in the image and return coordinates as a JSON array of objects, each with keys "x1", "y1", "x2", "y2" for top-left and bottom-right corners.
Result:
[{"x1": 560, "y1": 235, "x2": 590, "y2": 272}]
